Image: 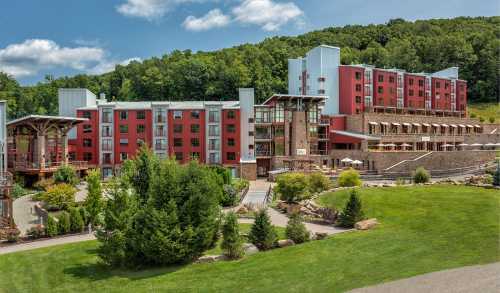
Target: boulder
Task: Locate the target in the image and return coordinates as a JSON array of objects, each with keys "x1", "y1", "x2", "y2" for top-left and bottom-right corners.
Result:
[
  {"x1": 243, "y1": 243, "x2": 259, "y2": 255},
  {"x1": 277, "y1": 239, "x2": 295, "y2": 248},
  {"x1": 313, "y1": 232, "x2": 328, "y2": 240},
  {"x1": 355, "y1": 218, "x2": 378, "y2": 230},
  {"x1": 197, "y1": 255, "x2": 219, "y2": 263},
  {"x1": 236, "y1": 206, "x2": 248, "y2": 214},
  {"x1": 276, "y1": 201, "x2": 288, "y2": 212},
  {"x1": 286, "y1": 204, "x2": 301, "y2": 215}
]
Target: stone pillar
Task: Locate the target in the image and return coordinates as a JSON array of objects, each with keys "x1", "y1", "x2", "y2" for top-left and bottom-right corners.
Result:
[
  {"x1": 37, "y1": 133, "x2": 46, "y2": 168},
  {"x1": 62, "y1": 133, "x2": 69, "y2": 164},
  {"x1": 291, "y1": 111, "x2": 308, "y2": 156}
]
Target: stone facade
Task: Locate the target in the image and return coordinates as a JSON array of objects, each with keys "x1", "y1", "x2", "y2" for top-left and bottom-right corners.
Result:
[{"x1": 240, "y1": 162, "x2": 257, "y2": 180}]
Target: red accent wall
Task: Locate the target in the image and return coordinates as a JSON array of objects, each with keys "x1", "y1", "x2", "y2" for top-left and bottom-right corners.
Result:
[
  {"x1": 168, "y1": 109, "x2": 206, "y2": 164},
  {"x1": 373, "y1": 69, "x2": 397, "y2": 107},
  {"x1": 456, "y1": 80, "x2": 467, "y2": 113},
  {"x1": 328, "y1": 115, "x2": 346, "y2": 146},
  {"x1": 221, "y1": 109, "x2": 240, "y2": 165},
  {"x1": 76, "y1": 109, "x2": 99, "y2": 166},
  {"x1": 114, "y1": 109, "x2": 153, "y2": 164},
  {"x1": 431, "y1": 77, "x2": 453, "y2": 111},
  {"x1": 404, "y1": 74, "x2": 426, "y2": 109},
  {"x1": 339, "y1": 66, "x2": 364, "y2": 115}
]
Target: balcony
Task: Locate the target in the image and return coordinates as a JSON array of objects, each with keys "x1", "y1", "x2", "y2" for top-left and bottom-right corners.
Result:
[
  {"x1": 256, "y1": 150, "x2": 271, "y2": 157},
  {"x1": 318, "y1": 133, "x2": 328, "y2": 139}
]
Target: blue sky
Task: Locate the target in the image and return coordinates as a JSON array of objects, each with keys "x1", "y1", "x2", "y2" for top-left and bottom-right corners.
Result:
[{"x1": 1, "y1": 0, "x2": 498, "y2": 85}]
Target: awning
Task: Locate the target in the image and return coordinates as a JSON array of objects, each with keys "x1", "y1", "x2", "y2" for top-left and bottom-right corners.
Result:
[
  {"x1": 341, "y1": 157, "x2": 353, "y2": 163},
  {"x1": 484, "y1": 143, "x2": 496, "y2": 146},
  {"x1": 351, "y1": 160, "x2": 363, "y2": 165},
  {"x1": 441, "y1": 124, "x2": 448, "y2": 127},
  {"x1": 369, "y1": 122, "x2": 378, "y2": 125},
  {"x1": 450, "y1": 124, "x2": 457, "y2": 128},
  {"x1": 402, "y1": 123, "x2": 411, "y2": 126},
  {"x1": 401, "y1": 143, "x2": 411, "y2": 147},
  {"x1": 385, "y1": 143, "x2": 396, "y2": 147},
  {"x1": 412, "y1": 123, "x2": 421, "y2": 126},
  {"x1": 467, "y1": 125, "x2": 474, "y2": 128},
  {"x1": 432, "y1": 123, "x2": 440, "y2": 127},
  {"x1": 470, "y1": 143, "x2": 482, "y2": 146},
  {"x1": 380, "y1": 122, "x2": 389, "y2": 126},
  {"x1": 458, "y1": 143, "x2": 468, "y2": 146},
  {"x1": 392, "y1": 122, "x2": 401, "y2": 126},
  {"x1": 458, "y1": 124, "x2": 466, "y2": 128},
  {"x1": 442, "y1": 144, "x2": 454, "y2": 147},
  {"x1": 474, "y1": 125, "x2": 481, "y2": 128},
  {"x1": 422, "y1": 123, "x2": 431, "y2": 127}
]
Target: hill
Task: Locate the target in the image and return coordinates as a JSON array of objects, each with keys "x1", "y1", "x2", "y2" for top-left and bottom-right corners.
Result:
[{"x1": 0, "y1": 16, "x2": 499, "y2": 119}]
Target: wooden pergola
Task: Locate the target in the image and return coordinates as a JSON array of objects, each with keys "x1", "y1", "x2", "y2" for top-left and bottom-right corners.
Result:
[{"x1": 7, "y1": 115, "x2": 88, "y2": 176}]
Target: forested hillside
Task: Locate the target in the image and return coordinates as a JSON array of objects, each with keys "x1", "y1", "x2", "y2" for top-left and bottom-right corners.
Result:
[{"x1": 0, "y1": 16, "x2": 498, "y2": 119}]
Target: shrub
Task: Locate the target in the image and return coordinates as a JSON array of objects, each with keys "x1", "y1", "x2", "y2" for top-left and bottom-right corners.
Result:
[
  {"x1": 53, "y1": 165, "x2": 78, "y2": 185},
  {"x1": 11, "y1": 183, "x2": 28, "y2": 199},
  {"x1": 248, "y1": 209, "x2": 277, "y2": 250},
  {"x1": 232, "y1": 178, "x2": 249, "y2": 192},
  {"x1": 45, "y1": 216, "x2": 58, "y2": 237},
  {"x1": 479, "y1": 116, "x2": 485, "y2": 123},
  {"x1": 307, "y1": 172, "x2": 332, "y2": 194},
  {"x1": 221, "y1": 212, "x2": 244, "y2": 259},
  {"x1": 97, "y1": 230, "x2": 127, "y2": 267},
  {"x1": 40, "y1": 184, "x2": 76, "y2": 210},
  {"x1": 27, "y1": 224, "x2": 45, "y2": 239},
  {"x1": 338, "y1": 189, "x2": 364, "y2": 228},
  {"x1": 274, "y1": 172, "x2": 309, "y2": 203},
  {"x1": 413, "y1": 167, "x2": 430, "y2": 184},
  {"x1": 84, "y1": 169, "x2": 103, "y2": 226},
  {"x1": 33, "y1": 178, "x2": 55, "y2": 191},
  {"x1": 58, "y1": 211, "x2": 71, "y2": 234},
  {"x1": 285, "y1": 213, "x2": 310, "y2": 244},
  {"x1": 221, "y1": 184, "x2": 239, "y2": 207},
  {"x1": 470, "y1": 113, "x2": 477, "y2": 118},
  {"x1": 79, "y1": 207, "x2": 89, "y2": 225},
  {"x1": 489, "y1": 117, "x2": 496, "y2": 123},
  {"x1": 493, "y1": 163, "x2": 500, "y2": 187},
  {"x1": 337, "y1": 168, "x2": 362, "y2": 187},
  {"x1": 6, "y1": 228, "x2": 20, "y2": 243},
  {"x1": 395, "y1": 177, "x2": 406, "y2": 185},
  {"x1": 210, "y1": 165, "x2": 232, "y2": 185},
  {"x1": 69, "y1": 208, "x2": 84, "y2": 233}
]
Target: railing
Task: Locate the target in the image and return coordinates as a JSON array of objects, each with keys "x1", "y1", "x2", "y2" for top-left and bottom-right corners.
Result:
[
  {"x1": 255, "y1": 133, "x2": 271, "y2": 139},
  {"x1": 256, "y1": 150, "x2": 271, "y2": 156},
  {"x1": 310, "y1": 150, "x2": 328, "y2": 155},
  {"x1": 255, "y1": 118, "x2": 272, "y2": 124},
  {"x1": 13, "y1": 161, "x2": 88, "y2": 171},
  {"x1": 0, "y1": 172, "x2": 13, "y2": 187},
  {"x1": 318, "y1": 133, "x2": 328, "y2": 139}
]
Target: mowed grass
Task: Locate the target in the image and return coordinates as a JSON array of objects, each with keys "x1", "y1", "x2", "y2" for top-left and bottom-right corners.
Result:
[
  {"x1": 468, "y1": 103, "x2": 500, "y2": 122},
  {"x1": 0, "y1": 185, "x2": 499, "y2": 293}
]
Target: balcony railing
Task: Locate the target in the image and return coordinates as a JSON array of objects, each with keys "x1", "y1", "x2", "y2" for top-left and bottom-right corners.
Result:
[
  {"x1": 310, "y1": 150, "x2": 328, "y2": 155},
  {"x1": 255, "y1": 133, "x2": 271, "y2": 139},
  {"x1": 256, "y1": 150, "x2": 271, "y2": 156},
  {"x1": 13, "y1": 161, "x2": 88, "y2": 172}
]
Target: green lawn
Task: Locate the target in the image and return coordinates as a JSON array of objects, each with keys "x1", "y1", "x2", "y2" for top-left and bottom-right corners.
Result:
[
  {"x1": 0, "y1": 185, "x2": 498, "y2": 293},
  {"x1": 468, "y1": 103, "x2": 499, "y2": 123}
]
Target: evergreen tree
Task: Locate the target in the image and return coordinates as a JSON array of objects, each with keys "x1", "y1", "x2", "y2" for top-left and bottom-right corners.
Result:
[
  {"x1": 84, "y1": 169, "x2": 103, "y2": 226},
  {"x1": 45, "y1": 216, "x2": 58, "y2": 237},
  {"x1": 248, "y1": 209, "x2": 277, "y2": 250},
  {"x1": 58, "y1": 211, "x2": 71, "y2": 235},
  {"x1": 493, "y1": 161, "x2": 500, "y2": 187},
  {"x1": 338, "y1": 189, "x2": 365, "y2": 228},
  {"x1": 285, "y1": 214, "x2": 310, "y2": 244},
  {"x1": 221, "y1": 212, "x2": 243, "y2": 259},
  {"x1": 69, "y1": 208, "x2": 84, "y2": 233}
]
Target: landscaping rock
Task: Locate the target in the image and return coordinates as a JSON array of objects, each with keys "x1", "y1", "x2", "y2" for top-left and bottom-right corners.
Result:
[
  {"x1": 243, "y1": 243, "x2": 259, "y2": 255},
  {"x1": 196, "y1": 255, "x2": 228, "y2": 263},
  {"x1": 355, "y1": 218, "x2": 378, "y2": 230},
  {"x1": 277, "y1": 239, "x2": 295, "y2": 248},
  {"x1": 313, "y1": 232, "x2": 328, "y2": 240},
  {"x1": 286, "y1": 204, "x2": 301, "y2": 215},
  {"x1": 276, "y1": 201, "x2": 288, "y2": 212},
  {"x1": 236, "y1": 206, "x2": 248, "y2": 214}
]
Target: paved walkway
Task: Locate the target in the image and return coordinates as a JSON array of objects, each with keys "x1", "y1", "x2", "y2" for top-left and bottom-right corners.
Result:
[
  {"x1": 12, "y1": 194, "x2": 43, "y2": 236},
  {"x1": 348, "y1": 262, "x2": 500, "y2": 293},
  {"x1": 241, "y1": 180, "x2": 272, "y2": 208},
  {"x1": 0, "y1": 233, "x2": 96, "y2": 255}
]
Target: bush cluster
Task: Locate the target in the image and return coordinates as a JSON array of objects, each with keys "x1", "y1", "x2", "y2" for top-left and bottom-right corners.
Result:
[
  {"x1": 275, "y1": 172, "x2": 332, "y2": 203},
  {"x1": 337, "y1": 168, "x2": 362, "y2": 187},
  {"x1": 248, "y1": 209, "x2": 277, "y2": 250},
  {"x1": 40, "y1": 184, "x2": 76, "y2": 210},
  {"x1": 285, "y1": 214, "x2": 310, "y2": 244},
  {"x1": 413, "y1": 167, "x2": 431, "y2": 184},
  {"x1": 53, "y1": 165, "x2": 78, "y2": 186}
]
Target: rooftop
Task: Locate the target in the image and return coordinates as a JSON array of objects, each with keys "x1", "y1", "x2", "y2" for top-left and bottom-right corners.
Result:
[{"x1": 77, "y1": 100, "x2": 240, "y2": 110}]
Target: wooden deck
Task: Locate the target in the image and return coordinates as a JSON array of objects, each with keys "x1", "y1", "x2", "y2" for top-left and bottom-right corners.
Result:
[{"x1": 12, "y1": 161, "x2": 89, "y2": 174}]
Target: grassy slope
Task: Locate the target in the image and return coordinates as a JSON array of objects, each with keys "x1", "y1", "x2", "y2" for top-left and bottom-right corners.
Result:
[
  {"x1": 468, "y1": 103, "x2": 500, "y2": 122},
  {"x1": 0, "y1": 185, "x2": 498, "y2": 293}
]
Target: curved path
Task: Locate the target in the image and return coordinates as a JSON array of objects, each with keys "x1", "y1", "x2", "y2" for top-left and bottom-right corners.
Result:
[
  {"x1": 348, "y1": 262, "x2": 500, "y2": 293},
  {"x1": 12, "y1": 194, "x2": 43, "y2": 236}
]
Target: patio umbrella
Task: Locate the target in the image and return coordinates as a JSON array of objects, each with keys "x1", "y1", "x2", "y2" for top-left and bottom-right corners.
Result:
[
  {"x1": 442, "y1": 144, "x2": 454, "y2": 147},
  {"x1": 376, "y1": 143, "x2": 385, "y2": 147},
  {"x1": 400, "y1": 143, "x2": 411, "y2": 147},
  {"x1": 495, "y1": 143, "x2": 500, "y2": 146},
  {"x1": 458, "y1": 143, "x2": 468, "y2": 146},
  {"x1": 484, "y1": 143, "x2": 496, "y2": 147},
  {"x1": 385, "y1": 143, "x2": 396, "y2": 147},
  {"x1": 340, "y1": 157, "x2": 353, "y2": 163},
  {"x1": 351, "y1": 160, "x2": 363, "y2": 165},
  {"x1": 470, "y1": 143, "x2": 483, "y2": 147}
]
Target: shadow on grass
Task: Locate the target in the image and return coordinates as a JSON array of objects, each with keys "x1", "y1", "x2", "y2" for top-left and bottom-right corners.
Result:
[{"x1": 63, "y1": 248, "x2": 186, "y2": 282}]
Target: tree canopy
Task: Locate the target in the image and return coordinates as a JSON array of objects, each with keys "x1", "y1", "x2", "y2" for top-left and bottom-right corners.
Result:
[{"x1": 1, "y1": 16, "x2": 498, "y2": 119}]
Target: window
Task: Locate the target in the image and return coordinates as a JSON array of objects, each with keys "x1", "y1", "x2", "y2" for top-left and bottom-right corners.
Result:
[
  {"x1": 355, "y1": 72, "x2": 362, "y2": 80},
  {"x1": 155, "y1": 108, "x2": 166, "y2": 123},
  {"x1": 227, "y1": 138, "x2": 235, "y2": 146},
  {"x1": 389, "y1": 76, "x2": 395, "y2": 83},
  {"x1": 227, "y1": 110, "x2": 236, "y2": 119},
  {"x1": 102, "y1": 167, "x2": 113, "y2": 178},
  {"x1": 418, "y1": 90, "x2": 424, "y2": 97},
  {"x1": 378, "y1": 75, "x2": 384, "y2": 82},
  {"x1": 155, "y1": 139, "x2": 167, "y2": 150},
  {"x1": 190, "y1": 110, "x2": 200, "y2": 119},
  {"x1": 378, "y1": 86, "x2": 383, "y2": 94},
  {"x1": 226, "y1": 152, "x2": 236, "y2": 161},
  {"x1": 409, "y1": 89, "x2": 414, "y2": 96},
  {"x1": 120, "y1": 138, "x2": 128, "y2": 146},
  {"x1": 190, "y1": 152, "x2": 200, "y2": 160},
  {"x1": 102, "y1": 154, "x2": 112, "y2": 164},
  {"x1": 83, "y1": 152, "x2": 92, "y2": 161},
  {"x1": 174, "y1": 138, "x2": 183, "y2": 147},
  {"x1": 137, "y1": 139, "x2": 145, "y2": 147},
  {"x1": 102, "y1": 108, "x2": 112, "y2": 123},
  {"x1": 274, "y1": 102, "x2": 285, "y2": 122},
  {"x1": 318, "y1": 77, "x2": 326, "y2": 82},
  {"x1": 136, "y1": 124, "x2": 145, "y2": 133},
  {"x1": 355, "y1": 96, "x2": 362, "y2": 103},
  {"x1": 155, "y1": 125, "x2": 166, "y2": 137},
  {"x1": 209, "y1": 139, "x2": 220, "y2": 150},
  {"x1": 173, "y1": 110, "x2": 183, "y2": 119},
  {"x1": 175, "y1": 152, "x2": 183, "y2": 161},
  {"x1": 120, "y1": 125, "x2": 129, "y2": 134},
  {"x1": 209, "y1": 152, "x2": 220, "y2": 164},
  {"x1": 83, "y1": 139, "x2": 92, "y2": 147},
  {"x1": 226, "y1": 124, "x2": 236, "y2": 133},
  {"x1": 248, "y1": 118, "x2": 254, "y2": 123},
  {"x1": 173, "y1": 124, "x2": 183, "y2": 133},
  {"x1": 409, "y1": 78, "x2": 414, "y2": 85},
  {"x1": 355, "y1": 84, "x2": 362, "y2": 92},
  {"x1": 102, "y1": 139, "x2": 112, "y2": 151},
  {"x1": 255, "y1": 108, "x2": 271, "y2": 123},
  {"x1": 191, "y1": 124, "x2": 200, "y2": 133},
  {"x1": 318, "y1": 89, "x2": 325, "y2": 94},
  {"x1": 208, "y1": 110, "x2": 220, "y2": 123},
  {"x1": 120, "y1": 111, "x2": 128, "y2": 120},
  {"x1": 191, "y1": 138, "x2": 200, "y2": 147},
  {"x1": 274, "y1": 126, "x2": 284, "y2": 137},
  {"x1": 82, "y1": 111, "x2": 91, "y2": 119},
  {"x1": 445, "y1": 82, "x2": 449, "y2": 89},
  {"x1": 120, "y1": 153, "x2": 128, "y2": 161},
  {"x1": 136, "y1": 110, "x2": 145, "y2": 120},
  {"x1": 418, "y1": 79, "x2": 424, "y2": 87},
  {"x1": 209, "y1": 125, "x2": 220, "y2": 136},
  {"x1": 248, "y1": 131, "x2": 254, "y2": 137},
  {"x1": 436, "y1": 81, "x2": 441, "y2": 89},
  {"x1": 83, "y1": 125, "x2": 92, "y2": 133}
]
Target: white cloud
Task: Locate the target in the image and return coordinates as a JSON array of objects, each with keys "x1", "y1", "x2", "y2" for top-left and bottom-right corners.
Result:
[
  {"x1": 117, "y1": 0, "x2": 213, "y2": 21},
  {"x1": 0, "y1": 39, "x2": 139, "y2": 78},
  {"x1": 183, "y1": 9, "x2": 231, "y2": 31},
  {"x1": 232, "y1": 0, "x2": 303, "y2": 31}
]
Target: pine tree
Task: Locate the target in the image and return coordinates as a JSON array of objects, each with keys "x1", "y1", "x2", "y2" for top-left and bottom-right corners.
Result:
[
  {"x1": 221, "y1": 212, "x2": 243, "y2": 259},
  {"x1": 338, "y1": 189, "x2": 364, "y2": 228},
  {"x1": 45, "y1": 216, "x2": 58, "y2": 237},
  {"x1": 58, "y1": 211, "x2": 71, "y2": 235},
  {"x1": 69, "y1": 208, "x2": 84, "y2": 233},
  {"x1": 84, "y1": 169, "x2": 103, "y2": 226},
  {"x1": 493, "y1": 161, "x2": 500, "y2": 187},
  {"x1": 248, "y1": 209, "x2": 277, "y2": 250},
  {"x1": 285, "y1": 213, "x2": 310, "y2": 244}
]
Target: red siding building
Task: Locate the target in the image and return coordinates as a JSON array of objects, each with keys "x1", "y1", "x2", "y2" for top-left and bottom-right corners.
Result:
[
  {"x1": 404, "y1": 74, "x2": 426, "y2": 109},
  {"x1": 373, "y1": 69, "x2": 398, "y2": 108},
  {"x1": 339, "y1": 66, "x2": 365, "y2": 115}
]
